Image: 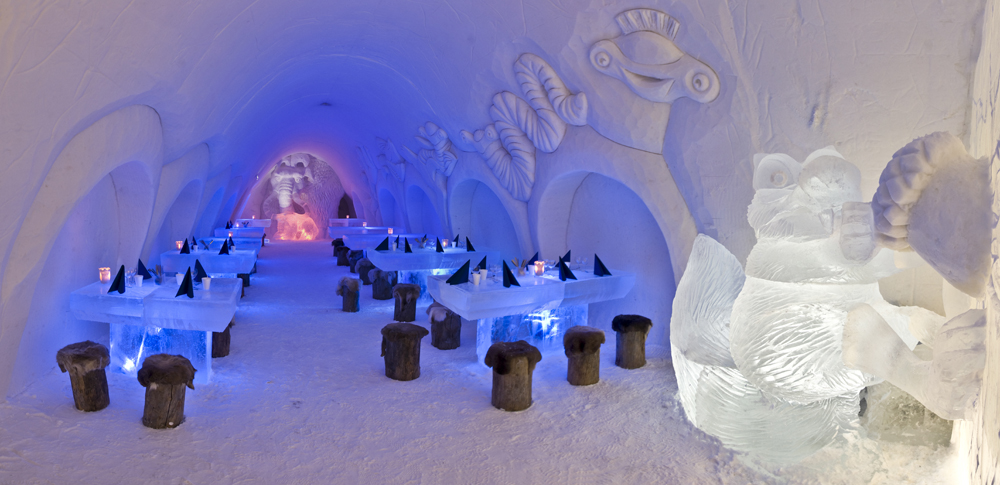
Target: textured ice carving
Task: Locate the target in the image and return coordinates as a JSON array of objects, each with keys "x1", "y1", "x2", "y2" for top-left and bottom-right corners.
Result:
[
  {"x1": 871, "y1": 132, "x2": 991, "y2": 296},
  {"x1": 376, "y1": 137, "x2": 406, "y2": 182},
  {"x1": 460, "y1": 54, "x2": 587, "y2": 201},
  {"x1": 405, "y1": 122, "x2": 458, "y2": 177}
]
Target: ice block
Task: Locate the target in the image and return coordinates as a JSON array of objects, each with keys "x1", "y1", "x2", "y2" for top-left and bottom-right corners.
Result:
[
  {"x1": 341, "y1": 233, "x2": 423, "y2": 250},
  {"x1": 367, "y1": 247, "x2": 500, "y2": 272},
  {"x1": 476, "y1": 305, "x2": 587, "y2": 362},
  {"x1": 142, "y1": 278, "x2": 242, "y2": 332},
  {"x1": 328, "y1": 218, "x2": 367, "y2": 227},
  {"x1": 235, "y1": 218, "x2": 272, "y2": 228},
  {"x1": 327, "y1": 226, "x2": 402, "y2": 238},
  {"x1": 215, "y1": 227, "x2": 265, "y2": 238},
  {"x1": 110, "y1": 325, "x2": 212, "y2": 385},
  {"x1": 198, "y1": 237, "x2": 263, "y2": 251},
  {"x1": 160, "y1": 249, "x2": 257, "y2": 275},
  {"x1": 427, "y1": 273, "x2": 565, "y2": 320},
  {"x1": 70, "y1": 283, "x2": 158, "y2": 326}
]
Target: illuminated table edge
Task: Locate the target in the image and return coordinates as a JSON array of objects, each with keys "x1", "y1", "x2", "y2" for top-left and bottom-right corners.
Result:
[{"x1": 366, "y1": 249, "x2": 501, "y2": 272}]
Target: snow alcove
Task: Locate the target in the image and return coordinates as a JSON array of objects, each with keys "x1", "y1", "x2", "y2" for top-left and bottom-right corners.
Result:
[{"x1": 0, "y1": 0, "x2": 997, "y2": 483}]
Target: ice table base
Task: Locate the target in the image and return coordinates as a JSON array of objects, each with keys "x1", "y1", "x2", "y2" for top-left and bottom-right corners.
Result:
[
  {"x1": 399, "y1": 269, "x2": 450, "y2": 302},
  {"x1": 110, "y1": 324, "x2": 211, "y2": 385},
  {"x1": 476, "y1": 305, "x2": 587, "y2": 364}
]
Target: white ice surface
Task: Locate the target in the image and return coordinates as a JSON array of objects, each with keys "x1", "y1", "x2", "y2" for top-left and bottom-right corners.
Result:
[
  {"x1": 215, "y1": 227, "x2": 266, "y2": 238},
  {"x1": 0, "y1": 242, "x2": 965, "y2": 483},
  {"x1": 367, "y1": 247, "x2": 499, "y2": 272},
  {"x1": 160, "y1": 249, "x2": 258, "y2": 275},
  {"x1": 326, "y1": 226, "x2": 401, "y2": 238},
  {"x1": 340, "y1": 233, "x2": 424, "y2": 250},
  {"x1": 235, "y1": 219, "x2": 272, "y2": 228},
  {"x1": 199, "y1": 237, "x2": 263, "y2": 251}
]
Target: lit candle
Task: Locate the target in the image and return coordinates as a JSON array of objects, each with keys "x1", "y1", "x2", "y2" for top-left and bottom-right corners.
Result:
[
  {"x1": 346, "y1": 215, "x2": 350, "y2": 219},
  {"x1": 251, "y1": 215, "x2": 255, "y2": 219},
  {"x1": 228, "y1": 231, "x2": 233, "y2": 238},
  {"x1": 175, "y1": 241, "x2": 183, "y2": 250},
  {"x1": 99, "y1": 267, "x2": 111, "y2": 283},
  {"x1": 388, "y1": 228, "x2": 393, "y2": 235},
  {"x1": 534, "y1": 261, "x2": 545, "y2": 276},
  {"x1": 442, "y1": 239, "x2": 449, "y2": 248},
  {"x1": 362, "y1": 222, "x2": 367, "y2": 227}
]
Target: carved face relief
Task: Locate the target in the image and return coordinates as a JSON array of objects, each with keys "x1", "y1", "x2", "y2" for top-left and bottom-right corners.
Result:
[
  {"x1": 590, "y1": 30, "x2": 719, "y2": 104},
  {"x1": 270, "y1": 156, "x2": 310, "y2": 211}
]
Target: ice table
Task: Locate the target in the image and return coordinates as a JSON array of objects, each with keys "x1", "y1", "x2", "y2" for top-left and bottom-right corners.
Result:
[
  {"x1": 327, "y1": 226, "x2": 402, "y2": 239},
  {"x1": 215, "y1": 227, "x2": 265, "y2": 238},
  {"x1": 340, "y1": 233, "x2": 423, "y2": 250},
  {"x1": 160, "y1": 249, "x2": 257, "y2": 277},
  {"x1": 427, "y1": 268, "x2": 635, "y2": 363},
  {"x1": 235, "y1": 218, "x2": 271, "y2": 228},
  {"x1": 329, "y1": 218, "x2": 367, "y2": 227},
  {"x1": 198, "y1": 237, "x2": 264, "y2": 251},
  {"x1": 368, "y1": 246, "x2": 500, "y2": 301},
  {"x1": 70, "y1": 278, "x2": 242, "y2": 384}
]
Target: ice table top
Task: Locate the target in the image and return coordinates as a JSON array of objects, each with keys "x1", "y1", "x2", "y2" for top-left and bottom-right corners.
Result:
[
  {"x1": 367, "y1": 247, "x2": 500, "y2": 272},
  {"x1": 340, "y1": 233, "x2": 424, "y2": 250},
  {"x1": 329, "y1": 218, "x2": 367, "y2": 227},
  {"x1": 160, "y1": 249, "x2": 257, "y2": 275},
  {"x1": 427, "y1": 268, "x2": 635, "y2": 320},
  {"x1": 327, "y1": 226, "x2": 402, "y2": 238},
  {"x1": 235, "y1": 218, "x2": 271, "y2": 228},
  {"x1": 215, "y1": 227, "x2": 265, "y2": 238},
  {"x1": 70, "y1": 278, "x2": 241, "y2": 332},
  {"x1": 198, "y1": 237, "x2": 263, "y2": 251}
]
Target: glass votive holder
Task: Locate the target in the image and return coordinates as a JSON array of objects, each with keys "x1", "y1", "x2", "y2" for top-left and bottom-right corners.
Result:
[
  {"x1": 175, "y1": 273, "x2": 185, "y2": 285},
  {"x1": 472, "y1": 272, "x2": 481, "y2": 285},
  {"x1": 480, "y1": 269, "x2": 488, "y2": 281},
  {"x1": 362, "y1": 222, "x2": 367, "y2": 227},
  {"x1": 99, "y1": 267, "x2": 111, "y2": 283},
  {"x1": 175, "y1": 241, "x2": 183, "y2": 250},
  {"x1": 228, "y1": 231, "x2": 234, "y2": 238},
  {"x1": 443, "y1": 239, "x2": 449, "y2": 248},
  {"x1": 202, "y1": 277, "x2": 211, "y2": 290},
  {"x1": 132, "y1": 275, "x2": 143, "y2": 287},
  {"x1": 533, "y1": 261, "x2": 545, "y2": 276},
  {"x1": 388, "y1": 228, "x2": 393, "y2": 235}
]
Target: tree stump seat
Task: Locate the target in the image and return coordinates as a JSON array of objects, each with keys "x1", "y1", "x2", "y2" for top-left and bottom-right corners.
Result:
[
  {"x1": 212, "y1": 317, "x2": 235, "y2": 358},
  {"x1": 427, "y1": 301, "x2": 461, "y2": 350},
  {"x1": 370, "y1": 269, "x2": 397, "y2": 300},
  {"x1": 56, "y1": 340, "x2": 110, "y2": 412},
  {"x1": 380, "y1": 322, "x2": 429, "y2": 381},
  {"x1": 357, "y1": 258, "x2": 376, "y2": 285},
  {"x1": 137, "y1": 354, "x2": 196, "y2": 429},
  {"x1": 332, "y1": 238, "x2": 344, "y2": 256},
  {"x1": 348, "y1": 250, "x2": 365, "y2": 273},
  {"x1": 393, "y1": 283, "x2": 421, "y2": 322},
  {"x1": 335, "y1": 246, "x2": 351, "y2": 266},
  {"x1": 485, "y1": 341, "x2": 542, "y2": 411},
  {"x1": 612, "y1": 314, "x2": 653, "y2": 369},
  {"x1": 564, "y1": 326, "x2": 605, "y2": 386},
  {"x1": 337, "y1": 277, "x2": 361, "y2": 312}
]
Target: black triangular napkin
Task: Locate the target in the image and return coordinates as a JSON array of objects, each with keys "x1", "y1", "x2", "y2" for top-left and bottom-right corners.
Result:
[
  {"x1": 395, "y1": 235, "x2": 400, "y2": 249},
  {"x1": 527, "y1": 252, "x2": 539, "y2": 266},
  {"x1": 404, "y1": 238, "x2": 412, "y2": 253},
  {"x1": 108, "y1": 265, "x2": 127, "y2": 294},
  {"x1": 594, "y1": 254, "x2": 611, "y2": 276},
  {"x1": 137, "y1": 259, "x2": 152, "y2": 280},
  {"x1": 175, "y1": 268, "x2": 194, "y2": 298},
  {"x1": 466, "y1": 237, "x2": 476, "y2": 252},
  {"x1": 180, "y1": 240, "x2": 190, "y2": 254},
  {"x1": 225, "y1": 222, "x2": 231, "y2": 229},
  {"x1": 446, "y1": 260, "x2": 471, "y2": 285},
  {"x1": 436, "y1": 238, "x2": 444, "y2": 253},
  {"x1": 228, "y1": 236, "x2": 235, "y2": 249},
  {"x1": 477, "y1": 255, "x2": 487, "y2": 272},
  {"x1": 558, "y1": 258, "x2": 577, "y2": 281},
  {"x1": 453, "y1": 234, "x2": 460, "y2": 246},
  {"x1": 375, "y1": 237, "x2": 390, "y2": 251},
  {"x1": 562, "y1": 250, "x2": 571, "y2": 263},
  {"x1": 218, "y1": 242, "x2": 230, "y2": 255},
  {"x1": 194, "y1": 260, "x2": 208, "y2": 282},
  {"x1": 502, "y1": 261, "x2": 520, "y2": 288}
]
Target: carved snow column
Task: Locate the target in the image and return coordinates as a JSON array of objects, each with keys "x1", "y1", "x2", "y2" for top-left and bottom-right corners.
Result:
[
  {"x1": 337, "y1": 277, "x2": 361, "y2": 313},
  {"x1": 357, "y1": 259, "x2": 376, "y2": 285},
  {"x1": 55, "y1": 341, "x2": 111, "y2": 412},
  {"x1": 393, "y1": 284, "x2": 421, "y2": 322},
  {"x1": 348, "y1": 250, "x2": 365, "y2": 273},
  {"x1": 335, "y1": 246, "x2": 351, "y2": 266},
  {"x1": 137, "y1": 354, "x2": 196, "y2": 429},
  {"x1": 212, "y1": 317, "x2": 235, "y2": 358},
  {"x1": 612, "y1": 315, "x2": 652, "y2": 369},
  {"x1": 380, "y1": 323, "x2": 429, "y2": 381},
  {"x1": 427, "y1": 301, "x2": 462, "y2": 350},
  {"x1": 485, "y1": 341, "x2": 542, "y2": 411},
  {"x1": 564, "y1": 326, "x2": 606, "y2": 386},
  {"x1": 370, "y1": 269, "x2": 397, "y2": 300}
]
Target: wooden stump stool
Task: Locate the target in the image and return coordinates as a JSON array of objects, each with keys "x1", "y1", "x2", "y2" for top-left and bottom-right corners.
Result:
[
  {"x1": 380, "y1": 322, "x2": 429, "y2": 381},
  {"x1": 212, "y1": 317, "x2": 235, "y2": 358},
  {"x1": 332, "y1": 238, "x2": 344, "y2": 256},
  {"x1": 337, "y1": 277, "x2": 361, "y2": 312},
  {"x1": 485, "y1": 341, "x2": 542, "y2": 411},
  {"x1": 612, "y1": 314, "x2": 653, "y2": 369},
  {"x1": 427, "y1": 301, "x2": 461, "y2": 350},
  {"x1": 137, "y1": 354, "x2": 196, "y2": 429},
  {"x1": 370, "y1": 269, "x2": 397, "y2": 300},
  {"x1": 393, "y1": 283, "x2": 421, "y2": 322},
  {"x1": 348, "y1": 250, "x2": 365, "y2": 273},
  {"x1": 564, "y1": 326, "x2": 605, "y2": 386},
  {"x1": 357, "y1": 258, "x2": 376, "y2": 285},
  {"x1": 335, "y1": 246, "x2": 351, "y2": 266},
  {"x1": 55, "y1": 341, "x2": 110, "y2": 412}
]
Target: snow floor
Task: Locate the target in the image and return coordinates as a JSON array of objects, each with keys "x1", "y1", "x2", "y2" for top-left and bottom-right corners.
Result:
[{"x1": 0, "y1": 241, "x2": 968, "y2": 484}]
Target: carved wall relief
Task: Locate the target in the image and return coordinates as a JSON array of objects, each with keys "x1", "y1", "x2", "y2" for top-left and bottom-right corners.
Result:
[
  {"x1": 376, "y1": 137, "x2": 406, "y2": 182},
  {"x1": 460, "y1": 53, "x2": 588, "y2": 201},
  {"x1": 405, "y1": 122, "x2": 458, "y2": 178}
]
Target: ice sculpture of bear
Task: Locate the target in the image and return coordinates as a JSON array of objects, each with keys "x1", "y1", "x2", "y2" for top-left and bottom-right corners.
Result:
[{"x1": 671, "y1": 148, "x2": 951, "y2": 462}]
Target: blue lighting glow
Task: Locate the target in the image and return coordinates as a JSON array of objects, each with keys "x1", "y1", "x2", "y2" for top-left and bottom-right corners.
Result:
[
  {"x1": 110, "y1": 324, "x2": 212, "y2": 384},
  {"x1": 476, "y1": 304, "x2": 588, "y2": 363}
]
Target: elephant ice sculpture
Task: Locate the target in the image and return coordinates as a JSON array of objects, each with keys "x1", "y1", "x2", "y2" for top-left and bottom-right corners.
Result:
[
  {"x1": 671, "y1": 148, "x2": 956, "y2": 462},
  {"x1": 263, "y1": 153, "x2": 312, "y2": 215}
]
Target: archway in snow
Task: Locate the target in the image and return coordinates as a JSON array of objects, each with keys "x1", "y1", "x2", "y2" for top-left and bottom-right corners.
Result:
[
  {"x1": 338, "y1": 194, "x2": 357, "y2": 218},
  {"x1": 450, "y1": 179, "x2": 522, "y2": 263},
  {"x1": 405, "y1": 185, "x2": 444, "y2": 237},
  {"x1": 149, "y1": 180, "x2": 204, "y2": 265},
  {"x1": 379, "y1": 188, "x2": 400, "y2": 228},
  {"x1": 537, "y1": 172, "x2": 675, "y2": 346}
]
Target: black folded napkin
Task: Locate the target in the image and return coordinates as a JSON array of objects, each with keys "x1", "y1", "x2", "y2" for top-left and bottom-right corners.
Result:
[
  {"x1": 446, "y1": 260, "x2": 471, "y2": 285},
  {"x1": 558, "y1": 257, "x2": 577, "y2": 281},
  {"x1": 137, "y1": 259, "x2": 152, "y2": 280},
  {"x1": 395, "y1": 235, "x2": 400, "y2": 249},
  {"x1": 225, "y1": 222, "x2": 232, "y2": 229},
  {"x1": 180, "y1": 240, "x2": 190, "y2": 254},
  {"x1": 375, "y1": 237, "x2": 390, "y2": 251},
  {"x1": 526, "y1": 252, "x2": 539, "y2": 266},
  {"x1": 242, "y1": 221, "x2": 249, "y2": 227},
  {"x1": 218, "y1": 241, "x2": 230, "y2": 255},
  {"x1": 594, "y1": 254, "x2": 611, "y2": 277},
  {"x1": 502, "y1": 261, "x2": 520, "y2": 288},
  {"x1": 404, "y1": 238, "x2": 412, "y2": 253},
  {"x1": 436, "y1": 237, "x2": 444, "y2": 253},
  {"x1": 562, "y1": 250, "x2": 571, "y2": 263},
  {"x1": 453, "y1": 234, "x2": 460, "y2": 246},
  {"x1": 466, "y1": 237, "x2": 476, "y2": 252},
  {"x1": 175, "y1": 268, "x2": 194, "y2": 298},
  {"x1": 108, "y1": 265, "x2": 127, "y2": 294},
  {"x1": 228, "y1": 236, "x2": 235, "y2": 249},
  {"x1": 194, "y1": 260, "x2": 209, "y2": 282},
  {"x1": 476, "y1": 255, "x2": 487, "y2": 272}
]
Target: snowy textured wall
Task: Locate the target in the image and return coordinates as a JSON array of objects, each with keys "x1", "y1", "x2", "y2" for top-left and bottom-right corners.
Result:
[{"x1": 0, "y1": 0, "x2": 985, "y2": 416}]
